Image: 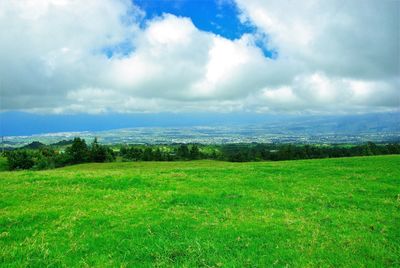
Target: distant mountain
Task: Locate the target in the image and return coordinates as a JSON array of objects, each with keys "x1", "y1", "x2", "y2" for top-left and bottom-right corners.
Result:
[
  {"x1": 50, "y1": 140, "x2": 73, "y2": 146},
  {"x1": 21, "y1": 141, "x2": 46, "y2": 149}
]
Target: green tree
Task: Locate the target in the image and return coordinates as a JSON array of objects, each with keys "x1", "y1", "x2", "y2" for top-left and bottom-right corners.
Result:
[
  {"x1": 90, "y1": 138, "x2": 108, "y2": 162},
  {"x1": 189, "y1": 145, "x2": 200, "y2": 160},
  {"x1": 143, "y1": 147, "x2": 153, "y2": 161},
  {"x1": 177, "y1": 144, "x2": 190, "y2": 160},
  {"x1": 65, "y1": 138, "x2": 89, "y2": 164},
  {"x1": 6, "y1": 150, "x2": 35, "y2": 170},
  {"x1": 154, "y1": 148, "x2": 163, "y2": 161}
]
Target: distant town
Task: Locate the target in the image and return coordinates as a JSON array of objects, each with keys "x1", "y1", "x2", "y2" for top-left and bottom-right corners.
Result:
[{"x1": 2, "y1": 125, "x2": 399, "y2": 149}]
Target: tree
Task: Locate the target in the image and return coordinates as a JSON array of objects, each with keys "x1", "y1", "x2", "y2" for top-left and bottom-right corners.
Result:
[
  {"x1": 65, "y1": 138, "x2": 89, "y2": 164},
  {"x1": 366, "y1": 141, "x2": 380, "y2": 155},
  {"x1": 154, "y1": 148, "x2": 163, "y2": 161},
  {"x1": 177, "y1": 144, "x2": 190, "y2": 160},
  {"x1": 6, "y1": 150, "x2": 35, "y2": 170},
  {"x1": 34, "y1": 147, "x2": 57, "y2": 169},
  {"x1": 189, "y1": 145, "x2": 200, "y2": 160},
  {"x1": 143, "y1": 147, "x2": 153, "y2": 161},
  {"x1": 387, "y1": 144, "x2": 400, "y2": 154},
  {"x1": 90, "y1": 138, "x2": 108, "y2": 162}
]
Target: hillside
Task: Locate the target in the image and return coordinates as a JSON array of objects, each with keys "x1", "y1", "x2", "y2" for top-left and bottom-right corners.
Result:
[{"x1": 1, "y1": 156, "x2": 399, "y2": 266}]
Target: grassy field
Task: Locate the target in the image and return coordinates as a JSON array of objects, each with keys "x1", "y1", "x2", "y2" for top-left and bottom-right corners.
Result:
[{"x1": 1, "y1": 156, "x2": 399, "y2": 267}]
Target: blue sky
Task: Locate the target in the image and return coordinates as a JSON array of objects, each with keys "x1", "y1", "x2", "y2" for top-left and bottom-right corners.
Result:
[
  {"x1": 0, "y1": 0, "x2": 398, "y2": 135},
  {"x1": 135, "y1": 0, "x2": 251, "y2": 40},
  {"x1": 104, "y1": 0, "x2": 274, "y2": 58}
]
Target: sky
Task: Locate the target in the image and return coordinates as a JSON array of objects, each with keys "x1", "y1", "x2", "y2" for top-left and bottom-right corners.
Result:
[{"x1": 0, "y1": 0, "x2": 399, "y2": 126}]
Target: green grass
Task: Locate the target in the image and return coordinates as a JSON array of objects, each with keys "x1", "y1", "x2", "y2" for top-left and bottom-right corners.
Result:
[
  {"x1": 1, "y1": 156, "x2": 399, "y2": 267},
  {"x1": 0, "y1": 157, "x2": 8, "y2": 172}
]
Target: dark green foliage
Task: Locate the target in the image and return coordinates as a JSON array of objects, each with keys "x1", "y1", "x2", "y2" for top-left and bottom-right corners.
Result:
[
  {"x1": 189, "y1": 145, "x2": 201, "y2": 160},
  {"x1": 53, "y1": 153, "x2": 72, "y2": 168},
  {"x1": 34, "y1": 154, "x2": 55, "y2": 170},
  {"x1": 73, "y1": 141, "x2": 400, "y2": 164},
  {"x1": 65, "y1": 138, "x2": 90, "y2": 164},
  {"x1": 21, "y1": 141, "x2": 46, "y2": 149},
  {"x1": 32, "y1": 147, "x2": 57, "y2": 170},
  {"x1": 143, "y1": 147, "x2": 153, "y2": 161},
  {"x1": 50, "y1": 139, "x2": 73, "y2": 146},
  {"x1": 177, "y1": 144, "x2": 190, "y2": 160},
  {"x1": 153, "y1": 148, "x2": 163, "y2": 161},
  {"x1": 120, "y1": 146, "x2": 144, "y2": 161},
  {"x1": 219, "y1": 142, "x2": 400, "y2": 162},
  {"x1": 89, "y1": 138, "x2": 115, "y2": 163},
  {"x1": 120, "y1": 144, "x2": 207, "y2": 161},
  {"x1": 6, "y1": 147, "x2": 59, "y2": 170},
  {"x1": 221, "y1": 144, "x2": 251, "y2": 162},
  {"x1": 6, "y1": 150, "x2": 35, "y2": 170}
]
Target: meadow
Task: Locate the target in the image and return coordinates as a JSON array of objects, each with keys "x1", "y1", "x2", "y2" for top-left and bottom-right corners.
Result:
[{"x1": 0, "y1": 155, "x2": 399, "y2": 267}]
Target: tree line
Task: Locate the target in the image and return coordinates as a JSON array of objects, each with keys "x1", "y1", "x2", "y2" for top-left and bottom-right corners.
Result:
[
  {"x1": 219, "y1": 142, "x2": 400, "y2": 162},
  {"x1": 3, "y1": 138, "x2": 400, "y2": 170},
  {"x1": 5, "y1": 138, "x2": 115, "y2": 170}
]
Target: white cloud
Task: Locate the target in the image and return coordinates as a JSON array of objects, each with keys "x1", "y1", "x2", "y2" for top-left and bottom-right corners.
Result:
[
  {"x1": 236, "y1": 0, "x2": 399, "y2": 78},
  {"x1": 0, "y1": 0, "x2": 398, "y2": 115},
  {"x1": 235, "y1": 0, "x2": 400, "y2": 112}
]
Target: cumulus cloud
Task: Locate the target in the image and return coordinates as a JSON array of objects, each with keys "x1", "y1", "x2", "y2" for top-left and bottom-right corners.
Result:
[
  {"x1": 0, "y1": 0, "x2": 398, "y2": 114},
  {"x1": 236, "y1": 0, "x2": 399, "y2": 112}
]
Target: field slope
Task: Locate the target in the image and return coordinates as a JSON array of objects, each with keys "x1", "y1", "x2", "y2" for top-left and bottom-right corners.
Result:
[{"x1": 1, "y1": 156, "x2": 399, "y2": 267}]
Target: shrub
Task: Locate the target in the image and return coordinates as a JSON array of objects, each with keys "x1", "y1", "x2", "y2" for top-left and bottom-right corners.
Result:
[
  {"x1": 89, "y1": 138, "x2": 115, "y2": 162},
  {"x1": 6, "y1": 150, "x2": 35, "y2": 170},
  {"x1": 65, "y1": 138, "x2": 90, "y2": 164}
]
